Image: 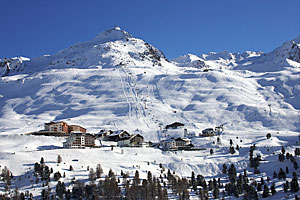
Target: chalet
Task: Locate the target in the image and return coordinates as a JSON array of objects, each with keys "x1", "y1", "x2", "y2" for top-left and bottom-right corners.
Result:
[
  {"x1": 117, "y1": 134, "x2": 144, "y2": 147},
  {"x1": 160, "y1": 137, "x2": 193, "y2": 151},
  {"x1": 96, "y1": 130, "x2": 113, "y2": 138},
  {"x1": 201, "y1": 128, "x2": 216, "y2": 137},
  {"x1": 165, "y1": 122, "x2": 185, "y2": 129},
  {"x1": 105, "y1": 130, "x2": 131, "y2": 142},
  {"x1": 63, "y1": 133, "x2": 95, "y2": 149}
]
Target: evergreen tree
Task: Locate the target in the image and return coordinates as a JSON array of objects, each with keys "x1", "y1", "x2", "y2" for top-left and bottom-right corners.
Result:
[
  {"x1": 69, "y1": 165, "x2": 73, "y2": 171},
  {"x1": 96, "y1": 164, "x2": 103, "y2": 178},
  {"x1": 148, "y1": 171, "x2": 152, "y2": 182},
  {"x1": 230, "y1": 146, "x2": 235, "y2": 154},
  {"x1": 222, "y1": 164, "x2": 227, "y2": 174},
  {"x1": 278, "y1": 168, "x2": 286, "y2": 180},
  {"x1": 40, "y1": 157, "x2": 44, "y2": 165},
  {"x1": 291, "y1": 172, "x2": 299, "y2": 192},
  {"x1": 262, "y1": 185, "x2": 269, "y2": 198},
  {"x1": 273, "y1": 171, "x2": 277, "y2": 178},
  {"x1": 281, "y1": 146, "x2": 286, "y2": 155},
  {"x1": 257, "y1": 183, "x2": 262, "y2": 191},
  {"x1": 295, "y1": 148, "x2": 300, "y2": 156},
  {"x1": 278, "y1": 153, "x2": 285, "y2": 162},
  {"x1": 213, "y1": 187, "x2": 219, "y2": 199},
  {"x1": 133, "y1": 170, "x2": 140, "y2": 187},
  {"x1": 210, "y1": 148, "x2": 214, "y2": 155},
  {"x1": 54, "y1": 171, "x2": 62, "y2": 181},
  {"x1": 228, "y1": 164, "x2": 237, "y2": 183},
  {"x1": 89, "y1": 168, "x2": 96, "y2": 182},
  {"x1": 191, "y1": 171, "x2": 195, "y2": 188},
  {"x1": 270, "y1": 182, "x2": 276, "y2": 195},
  {"x1": 108, "y1": 169, "x2": 114, "y2": 177},
  {"x1": 245, "y1": 185, "x2": 258, "y2": 200},
  {"x1": 283, "y1": 182, "x2": 289, "y2": 193},
  {"x1": 261, "y1": 177, "x2": 264, "y2": 185},
  {"x1": 57, "y1": 155, "x2": 62, "y2": 164}
]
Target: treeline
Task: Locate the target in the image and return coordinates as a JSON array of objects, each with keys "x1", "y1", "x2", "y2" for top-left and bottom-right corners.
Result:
[{"x1": 2, "y1": 143, "x2": 300, "y2": 200}]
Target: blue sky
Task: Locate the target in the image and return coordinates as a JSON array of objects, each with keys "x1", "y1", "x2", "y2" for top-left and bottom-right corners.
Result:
[{"x1": 1, "y1": 0, "x2": 300, "y2": 59}]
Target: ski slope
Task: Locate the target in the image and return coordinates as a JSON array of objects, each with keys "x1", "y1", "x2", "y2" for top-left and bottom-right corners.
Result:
[{"x1": 1, "y1": 26, "x2": 300, "y2": 198}]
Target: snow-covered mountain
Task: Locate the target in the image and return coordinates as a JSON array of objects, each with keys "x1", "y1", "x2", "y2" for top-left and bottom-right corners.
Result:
[
  {"x1": 0, "y1": 27, "x2": 300, "y2": 138},
  {"x1": 2, "y1": 27, "x2": 300, "y2": 199}
]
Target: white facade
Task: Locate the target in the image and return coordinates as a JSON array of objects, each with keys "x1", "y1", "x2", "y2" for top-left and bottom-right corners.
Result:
[
  {"x1": 160, "y1": 137, "x2": 191, "y2": 150},
  {"x1": 63, "y1": 133, "x2": 85, "y2": 149}
]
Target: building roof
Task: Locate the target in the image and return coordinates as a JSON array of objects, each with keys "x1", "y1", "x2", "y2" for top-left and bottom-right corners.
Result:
[
  {"x1": 70, "y1": 125, "x2": 86, "y2": 130},
  {"x1": 203, "y1": 128, "x2": 215, "y2": 132},
  {"x1": 118, "y1": 134, "x2": 143, "y2": 141},
  {"x1": 165, "y1": 122, "x2": 185, "y2": 129},
  {"x1": 45, "y1": 121, "x2": 67, "y2": 125}
]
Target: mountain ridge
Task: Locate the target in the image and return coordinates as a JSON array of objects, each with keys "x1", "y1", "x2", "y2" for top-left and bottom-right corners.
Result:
[{"x1": 0, "y1": 27, "x2": 300, "y2": 136}]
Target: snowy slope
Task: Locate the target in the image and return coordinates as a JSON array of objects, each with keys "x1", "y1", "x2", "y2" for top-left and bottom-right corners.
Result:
[
  {"x1": 1, "y1": 27, "x2": 300, "y2": 199},
  {"x1": 0, "y1": 27, "x2": 300, "y2": 137}
]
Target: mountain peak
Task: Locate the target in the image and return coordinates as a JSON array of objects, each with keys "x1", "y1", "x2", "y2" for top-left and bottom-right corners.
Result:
[
  {"x1": 293, "y1": 34, "x2": 300, "y2": 44},
  {"x1": 93, "y1": 26, "x2": 132, "y2": 44}
]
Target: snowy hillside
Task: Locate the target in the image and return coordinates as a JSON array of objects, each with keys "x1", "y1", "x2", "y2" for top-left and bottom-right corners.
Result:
[
  {"x1": 0, "y1": 27, "x2": 300, "y2": 136},
  {"x1": 1, "y1": 27, "x2": 300, "y2": 199}
]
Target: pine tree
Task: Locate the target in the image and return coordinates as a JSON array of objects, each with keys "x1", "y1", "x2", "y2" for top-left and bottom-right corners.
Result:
[
  {"x1": 230, "y1": 146, "x2": 235, "y2": 154},
  {"x1": 147, "y1": 171, "x2": 152, "y2": 182},
  {"x1": 210, "y1": 148, "x2": 214, "y2": 155},
  {"x1": 262, "y1": 185, "x2": 269, "y2": 198},
  {"x1": 133, "y1": 170, "x2": 140, "y2": 187},
  {"x1": 96, "y1": 164, "x2": 103, "y2": 178},
  {"x1": 281, "y1": 146, "x2": 286, "y2": 155},
  {"x1": 222, "y1": 164, "x2": 227, "y2": 174},
  {"x1": 283, "y1": 182, "x2": 289, "y2": 193},
  {"x1": 213, "y1": 187, "x2": 219, "y2": 199},
  {"x1": 278, "y1": 168, "x2": 286, "y2": 180},
  {"x1": 257, "y1": 183, "x2": 262, "y2": 191},
  {"x1": 228, "y1": 164, "x2": 237, "y2": 183},
  {"x1": 278, "y1": 153, "x2": 285, "y2": 162},
  {"x1": 291, "y1": 172, "x2": 299, "y2": 192},
  {"x1": 295, "y1": 148, "x2": 300, "y2": 156},
  {"x1": 191, "y1": 171, "x2": 195, "y2": 188},
  {"x1": 89, "y1": 168, "x2": 96, "y2": 182},
  {"x1": 69, "y1": 165, "x2": 73, "y2": 171},
  {"x1": 40, "y1": 157, "x2": 44, "y2": 165},
  {"x1": 108, "y1": 169, "x2": 114, "y2": 177},
  {"x1": 57, "y1": 155, "x2": 62, "y2": 164},
  {"x1": 270, "y1": 182, "x2": 276, "y2": 195},
  {"x1": 261, "y1": 177, "x2": 264, "y2": 185},
  {"x1": 54, "y1": 171, "x2": 62, "y2": 181},
  {"x1": 273, "y1": 171, "x2": 277, "y2": 178}
]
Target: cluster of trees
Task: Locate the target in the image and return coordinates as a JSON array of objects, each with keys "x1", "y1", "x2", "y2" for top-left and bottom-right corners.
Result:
[
  {"x1": 166, "y1": 169, "x2": 189, "y2": 199},
  {"x1": 3, "y1": 143, "x2": 300, "y2": 200},
  {"x1": 1, "y1": 166, "x2": 12, "y2": 192},
  {"x1": 34, "y1": 157, "x2": 52, "y2": 183}
]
